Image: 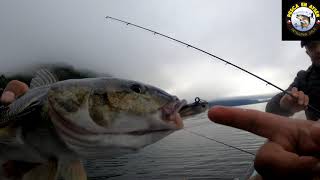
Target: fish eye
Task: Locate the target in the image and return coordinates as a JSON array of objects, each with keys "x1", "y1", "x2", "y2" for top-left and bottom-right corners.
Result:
[{"x1": 130, "y1": 84, "x2": 143, "y2": 94}]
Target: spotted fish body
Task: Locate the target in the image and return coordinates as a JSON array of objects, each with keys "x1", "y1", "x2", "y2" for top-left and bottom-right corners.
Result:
[
  {"x1": 0, "y1": 70, "x2": 189, "y2": 180},
  {"x1": 48, "y1": 78, "x2": 186, "y2": 158}
]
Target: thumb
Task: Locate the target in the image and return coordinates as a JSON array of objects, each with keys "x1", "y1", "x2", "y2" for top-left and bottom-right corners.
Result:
[
  {"x1": 4, "y1": 80, "x2": 28, "y2": 98},
  {"x1": 1, "y1": 80, "x2": 28, "y2": 104},
  {"x1": 0, "y1": 91, "x2": 15, "y2": 104}
]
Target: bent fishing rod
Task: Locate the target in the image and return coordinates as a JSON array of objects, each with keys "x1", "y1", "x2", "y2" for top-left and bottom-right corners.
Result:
[{"x1": 105, "y1": 16, "x2": 320, "y2": 118}]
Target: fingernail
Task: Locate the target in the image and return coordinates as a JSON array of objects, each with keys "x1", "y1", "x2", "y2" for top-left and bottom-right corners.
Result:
[{"x1": 0, "y1": 91, "x2": 15, "y2": 104}]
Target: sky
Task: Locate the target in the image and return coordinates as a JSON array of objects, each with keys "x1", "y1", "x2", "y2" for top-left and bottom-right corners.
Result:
[{"x1": 0, "y1": 0, "x2": 312, "y2": 102}]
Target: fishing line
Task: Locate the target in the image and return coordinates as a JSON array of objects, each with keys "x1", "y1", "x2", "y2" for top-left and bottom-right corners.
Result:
[
  {"x1": 181, "y1": 98, "x2": 255, "y2": 157},
  {"x1": 183, "y1": 129, "x2": 255, "y2": 156},
  {"x1": 184, "y1": 127, "x2": 255, "y2": 180},
  {"x1": 105, "y1": 16, "x2": 320, "y2": 118},
  {"x1": 184, "y1": 120, "x2": 211, "y2": 129},
  {"x1": 104, "y1": 16, "x2": 270, "y2": 157},
  {"x1": 183, "y1": 123, "x2": 256, "y2": 156},
  {"x1": 104, "y1": 16, "x2": 315, "y2": 158}
]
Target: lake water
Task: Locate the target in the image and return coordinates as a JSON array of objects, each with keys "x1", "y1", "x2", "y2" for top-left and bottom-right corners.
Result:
[{"x1": 84, "y1": 103, "x2": 268, "y2": 180}]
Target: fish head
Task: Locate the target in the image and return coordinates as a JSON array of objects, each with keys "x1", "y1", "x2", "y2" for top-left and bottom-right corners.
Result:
[
  {"x1": 88, "y1": 78, "x2": 188, "y2": 131},
  {"x1": 48, "y1": 78, "x2": 187, "y2": 156}
]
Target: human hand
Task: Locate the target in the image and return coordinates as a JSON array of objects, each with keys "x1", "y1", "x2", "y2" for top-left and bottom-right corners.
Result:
[
  {"x1": 208, "y1": 106, "x2": 320, "y2": 180},
  {"x1": 0, "y1": 80, "x2": 31, "y2": 178},
  {"x1": 0, "y1": 80, "x2": 28, "y2": 104},
  {"x1": 280, "y1": 87, "x2": 309, "y2": 113}
]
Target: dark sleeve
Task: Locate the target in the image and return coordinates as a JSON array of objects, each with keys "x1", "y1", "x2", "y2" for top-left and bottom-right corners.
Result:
[{"x1": 265, "y1": 70, "x2": 306, "y2": 116}]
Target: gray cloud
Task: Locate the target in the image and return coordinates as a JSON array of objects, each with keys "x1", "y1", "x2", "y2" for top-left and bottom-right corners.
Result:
[{"x1": 0, "y1": 0, "x2": 309, "y2": 102}]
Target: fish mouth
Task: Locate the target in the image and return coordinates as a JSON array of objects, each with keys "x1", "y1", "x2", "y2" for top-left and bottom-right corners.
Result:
[
  {"x1": 160, "y1": 99, "x2": 188, "y2": 129},
  {"x1": 127, "y1": 100, "x2": 188, "y2": 135},
  {"x1": 125, "y1": 99, "x2": 188, "y2": 135}
]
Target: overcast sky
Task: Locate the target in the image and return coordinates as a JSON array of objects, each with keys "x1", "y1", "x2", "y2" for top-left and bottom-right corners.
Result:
[{"x1": 0, "y1": 0, "x2": 312, "y2": 102}]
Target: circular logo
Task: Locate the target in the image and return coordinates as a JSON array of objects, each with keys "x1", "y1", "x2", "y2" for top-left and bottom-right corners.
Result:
[{"x1": 286, "y1": 2, "x2": 320, "y2": 37}]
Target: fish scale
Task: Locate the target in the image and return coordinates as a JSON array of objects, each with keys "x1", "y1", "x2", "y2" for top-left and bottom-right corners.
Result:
[{"x1": 0, "y1": 69, "x2": 208, "y2": 180}]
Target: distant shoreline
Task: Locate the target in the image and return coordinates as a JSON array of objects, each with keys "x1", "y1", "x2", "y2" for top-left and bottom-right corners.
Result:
[{"x1": 208, "y1": 94, "x2": 275, "y2": 107}]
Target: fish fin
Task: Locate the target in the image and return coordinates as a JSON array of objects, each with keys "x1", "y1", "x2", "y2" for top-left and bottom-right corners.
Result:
[
  {"x1": 0, "y1": 105, "x2": 11, "y2": 127},
  {"x1": 58, "y1": 160, "x2": 87, "y2": 180},
  {"x1": 22, "y1": 161, "x2": 58, "y2": 180},
  {"x1": 0, "y1": 101, "x2": 39, "y2": 128},
  {"x1": 30, "y1": 68, "x2": 58, "y2": 89}
]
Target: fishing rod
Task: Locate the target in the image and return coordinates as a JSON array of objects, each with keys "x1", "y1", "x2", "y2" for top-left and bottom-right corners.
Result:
[
  {"x1": 104, "y1": 16, "x2": 320, "y2": 117},
  {"x1": 105, "y1": 16, "x2": 261, "y2": 160}
]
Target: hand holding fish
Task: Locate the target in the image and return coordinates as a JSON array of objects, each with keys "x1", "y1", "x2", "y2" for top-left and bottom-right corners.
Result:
[
  {"x1": 0, "y1": 80, "x2": 32, "y2": 179},
  {"x1": 1, "y1": 80, "x2": 28, "y2": 104},
  {"x1": 208, "y1": 106, "x2": 320, "y2": 180},
  {"x1": 0, "y1": 69, "x2": 194, "y2": 180},
  {"x1": 280, "y1": 87, "x2": 309, "y2": 113}
]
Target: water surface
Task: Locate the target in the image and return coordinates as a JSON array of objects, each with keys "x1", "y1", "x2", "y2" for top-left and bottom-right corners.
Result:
[{"x1": 84, "y1": 103, "x2": 268, "y2": 180}]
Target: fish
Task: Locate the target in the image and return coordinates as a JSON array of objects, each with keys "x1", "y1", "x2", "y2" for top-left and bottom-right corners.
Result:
[
  {"x1": 0, "y1": 69, "x2": 190, "y2": 180},
  {"x1": 296, "y1": 14, "x2": 311, "y2": 28}
]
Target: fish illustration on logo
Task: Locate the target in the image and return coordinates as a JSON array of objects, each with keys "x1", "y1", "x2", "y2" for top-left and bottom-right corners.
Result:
[
  {"x1": 296, "y1": 13, "x2": 313, "y2": 29},
  {"x1": 286, "y1": 2, "x2": 320, "y2": 37}
]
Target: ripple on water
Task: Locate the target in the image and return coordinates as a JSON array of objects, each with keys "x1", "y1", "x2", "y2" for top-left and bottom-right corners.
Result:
[{"x1": 85, "y1": 103, "x2": 267, "y2": 179}]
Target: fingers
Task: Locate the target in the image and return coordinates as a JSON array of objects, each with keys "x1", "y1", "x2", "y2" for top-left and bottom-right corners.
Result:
[
  {"x1": 297, "y1": 91, "x2": 304, "y2": 105},
  {"x1": 290, "y1": 87, "x2": 309, "y2": 107},
  {"x1": 3, "y1": 80, "x2": 28, "y2": 97},
  {"x1": 296, "y1": 91, "x2": 307, "y2": 107},
  {"x1": 291, "y1": 87, "x2": 298, "y2": 96},
  {"x1": 255, "y1": 142, "x2": 320, "y2": 178},
  {"x1": 208, "y1": 106, "x2": 292, "y2": 139},
  {"x1": 281, "y1": 87, "x2": 309, "y2": 112},
  {"x1": 279, "y1": 88, "x2": 296, "y2": 109},
  {"x1": 304, "y1": 94, "x2": 309, "y2": 107},
  {"x1": 0, "y1": 80, "x2": 28, "y2": 104},
  {"x1": 0, "y1": 91, "x2": 15, "y2": 104}
]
